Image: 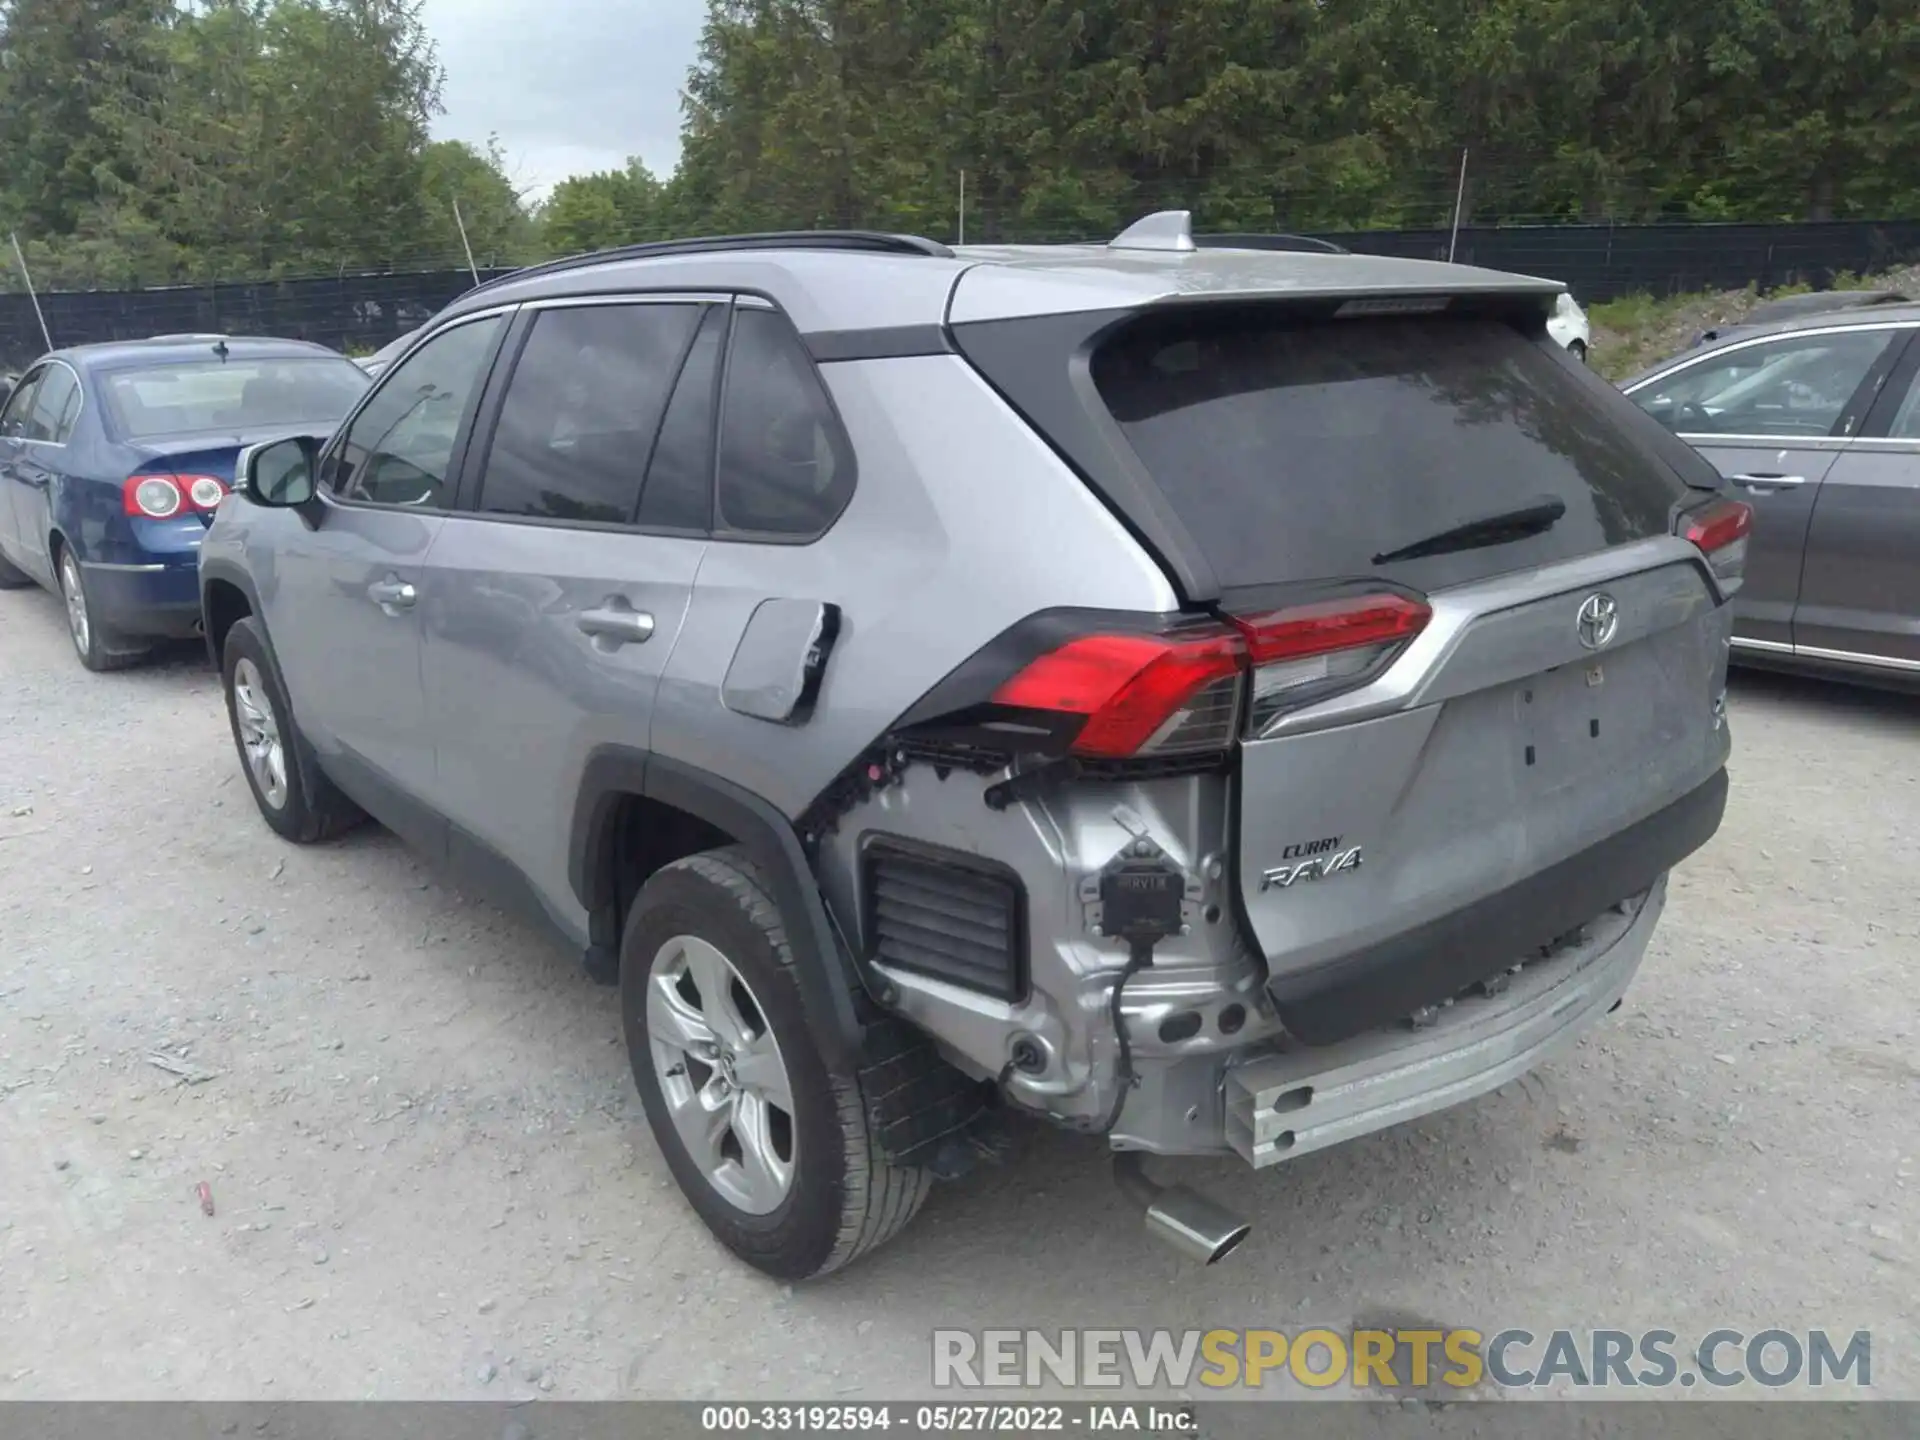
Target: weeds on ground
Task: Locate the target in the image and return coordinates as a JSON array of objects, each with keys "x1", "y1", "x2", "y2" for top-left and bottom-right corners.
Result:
[{"x1": 1587, "y1": 262, "x2": 1920, "y2": 381}]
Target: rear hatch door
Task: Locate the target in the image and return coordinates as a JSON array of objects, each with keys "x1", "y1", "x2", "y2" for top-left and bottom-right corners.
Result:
[
  {"x1": 1232, "y1": 547, "x2": 1730, "y2": 1044},
  {"x1": 958, "y1": 293, "x2": 1733, "y2": 1044}
]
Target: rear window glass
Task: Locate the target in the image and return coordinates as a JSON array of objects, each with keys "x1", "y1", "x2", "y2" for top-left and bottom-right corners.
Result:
[
  {"x1": 102, "y1": 357, "x2": 369, "y2": 440},
  {"x1": 1091, "y1": 310, "x2": 1692, "y2": 592}
]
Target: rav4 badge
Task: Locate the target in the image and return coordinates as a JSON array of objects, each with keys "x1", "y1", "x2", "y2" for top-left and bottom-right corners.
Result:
[{"x1": 1258, "y1": 846, "x2": 1364, "y2": 892}]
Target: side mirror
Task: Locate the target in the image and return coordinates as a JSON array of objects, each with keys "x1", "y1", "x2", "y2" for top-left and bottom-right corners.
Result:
[{"x1": 239, "y1": 435, "x2": 320, "y2": 508}]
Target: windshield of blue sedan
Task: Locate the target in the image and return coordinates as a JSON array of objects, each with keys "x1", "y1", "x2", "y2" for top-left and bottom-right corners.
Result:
[{"x1": 101, "y1": 357, "x2": 369, "y2": 440}]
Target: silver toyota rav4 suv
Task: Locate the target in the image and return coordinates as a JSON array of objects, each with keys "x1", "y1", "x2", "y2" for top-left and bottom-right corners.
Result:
[{"x1": 200, "y1": 212, "x2": 1741, "y2": 1280}]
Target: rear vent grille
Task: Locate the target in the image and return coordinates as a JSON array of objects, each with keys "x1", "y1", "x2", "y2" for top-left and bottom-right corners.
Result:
[{"x1": 862, "y1": 839, "x2": 1026, "y2": 1002}]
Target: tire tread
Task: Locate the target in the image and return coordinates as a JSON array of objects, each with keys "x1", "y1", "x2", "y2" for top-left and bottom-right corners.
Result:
[
  {"x1": 222, "y1": 616, "x2": 365, "y2": 844},
  {"x1": 643, "y1": 846, "x2": 933, "y2": 1277}
]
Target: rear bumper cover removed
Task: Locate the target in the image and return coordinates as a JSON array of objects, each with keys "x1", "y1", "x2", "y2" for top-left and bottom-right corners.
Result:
[{"x1": 1225, "y1": 876, "x2": 1665, "y2": 1168}]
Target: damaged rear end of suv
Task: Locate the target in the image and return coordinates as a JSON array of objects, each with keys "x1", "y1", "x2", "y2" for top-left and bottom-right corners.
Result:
[
  {"x1": 803, "y1": 215, "x2": 1739, "y2": 1266},
  {"x1": 206, "y1": 213, "x2": 1737, "y2": 1280}
]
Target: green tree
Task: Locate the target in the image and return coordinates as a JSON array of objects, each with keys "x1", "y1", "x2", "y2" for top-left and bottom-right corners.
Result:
[
  {"x1": 420, "y1": 137, "x2": 538, "y2": 269},
  {"x1": 660, "y1": 0, "x2": 1920, "y2": 239},
  {"x1": 0, "y1": 0, "x2": 172, "y2": 236},
  {"x1": 10, "y1": 0, "x2": 1920, "y2": 296},
  {"x1": 1675, "y1": 0, "x2": 1920, "y2": 219},
  {"x1": 69, "y1": 0, "x2": 443, "y2": 280},
  {"x1": 540, "y1": 159, "x2": 667, "y2": 254}
]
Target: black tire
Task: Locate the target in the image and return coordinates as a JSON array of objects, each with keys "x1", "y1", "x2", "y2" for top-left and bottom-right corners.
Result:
[
  {"x1": 1568, "y1": 339, "x2": 1589, "y2": 364},
  {"x1": 622, "y1": 846, "x2": 932, "y2": 1280},
  {"x1": 0, "y1": 551, "x2": 32, "y2": 589},
  {"x1": 219, "y1": 616, "x2": 364, "y2": 844},
  {"x1": 55, "y1": 545, "x2": 150, "y2": 672}
]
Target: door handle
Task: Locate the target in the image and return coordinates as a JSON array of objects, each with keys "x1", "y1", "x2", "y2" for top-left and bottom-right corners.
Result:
[
  {"x1": 577, "y1": 604, "x2": 655, "y2": 646},
  {"x1": 1728, "y1": 473, "x2": 1806, "y2": 489},
  {"x1": 368, "y1": 578, "x2": 416, "y2": 611}
]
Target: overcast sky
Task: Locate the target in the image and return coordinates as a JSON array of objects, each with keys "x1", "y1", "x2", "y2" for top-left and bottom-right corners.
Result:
[{"x1": 420, "y1": 0, "x2": 705, "y2": 201}]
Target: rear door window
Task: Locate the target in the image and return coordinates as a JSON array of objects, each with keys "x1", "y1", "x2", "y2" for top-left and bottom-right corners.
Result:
[
  {"x1": 476, "y1": 302, "x2": 704, "y2": 525},
  {"x1": 1091, "y1": 309, "x2": 1701, "y2": 593},
  {"x1": 1882, "y1": 366, "x2": 1920, "y2": 438},
  {"x1": 637, "y1": 306, "x2": 726, "y2": 532}
]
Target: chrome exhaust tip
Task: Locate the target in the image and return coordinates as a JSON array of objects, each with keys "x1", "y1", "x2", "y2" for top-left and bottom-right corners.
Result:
[
  {"x1": 1113, "y1": 1153, "x2": 1251, "y2": 1265},
  {"x1": 1145, "y1": 1188, "x2": 1253, "y2": 1265}
]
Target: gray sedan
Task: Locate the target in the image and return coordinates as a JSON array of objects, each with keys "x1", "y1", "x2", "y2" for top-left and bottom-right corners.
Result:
[{"x1": 1621, "y1": 303, "x2": 1920, "y2": 686}]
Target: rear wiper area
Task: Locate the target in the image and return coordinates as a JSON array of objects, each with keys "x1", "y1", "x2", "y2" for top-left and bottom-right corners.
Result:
[{"x1": 1371, "y1": 496, "x2": 1568, "y2": 565}]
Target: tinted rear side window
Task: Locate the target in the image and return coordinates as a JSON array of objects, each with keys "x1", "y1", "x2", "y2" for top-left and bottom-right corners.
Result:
[
  {"x1": 715, "y1": 308, "x2": 854, "y2": 538},
  {"x1": 478, "y1": 303, "x2": 703, "y2": 525},
  {"x1": 1091, "y1": 310, "x2": 1694, "y2": 592}
]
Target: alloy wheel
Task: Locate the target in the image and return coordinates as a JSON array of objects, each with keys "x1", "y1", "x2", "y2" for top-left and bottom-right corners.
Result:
[
  {"x1": 230, "y1": 657, "x2": 289, "y2": 809},
  {"x1": 58, "y1": 552, "x2": 90, "y2": 658},
  {"x1": 645, "y1": 934, "x2": 797, "y2": 1215}
]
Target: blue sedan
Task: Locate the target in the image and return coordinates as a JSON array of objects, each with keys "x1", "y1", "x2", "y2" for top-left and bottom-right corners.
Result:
[{"x1": 0, "y1": 336, "x2": 369, "y2": 670}]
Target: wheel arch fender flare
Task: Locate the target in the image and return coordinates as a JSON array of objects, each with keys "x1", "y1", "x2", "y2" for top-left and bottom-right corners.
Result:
[
  {"x1": 198, "y1": 558, "x2": 264, "y2": 667},
  {"x1": 198, "y1": 567, "x2": 331, "y2": 813},
  {"x1": 570, "y1": 747, "x2": 868, "y2": 1067}
]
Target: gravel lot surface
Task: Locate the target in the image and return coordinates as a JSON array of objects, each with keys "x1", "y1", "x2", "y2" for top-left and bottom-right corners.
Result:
[{"x1": 1, "y1": 583, "x2": 1915, "y2": 1401}]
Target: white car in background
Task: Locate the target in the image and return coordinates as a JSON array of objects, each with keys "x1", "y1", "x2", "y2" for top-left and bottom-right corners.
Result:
[{"x1": 1548, "y1": 291, "x2": 1591, "y2": 362}]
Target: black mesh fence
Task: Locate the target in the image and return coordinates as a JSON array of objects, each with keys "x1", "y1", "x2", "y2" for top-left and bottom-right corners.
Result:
[
  {"x1": 1332, "y1": 218, "x2": 1920, "y2": 301},
  {"x1": 0, "y1": 268, "x2": 517, "y2": 370},
  {"x1": 5, "y1": 219, "x2": 1920, "y2": 369}
]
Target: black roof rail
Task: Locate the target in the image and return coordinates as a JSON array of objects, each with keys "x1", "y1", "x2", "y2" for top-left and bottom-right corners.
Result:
[
  {"x1": 465, "y1": 229, "x2": 955, "y2": 297},
  {"x1": 1194, "y1": 232, "x2": 1350, "y2": 256}
]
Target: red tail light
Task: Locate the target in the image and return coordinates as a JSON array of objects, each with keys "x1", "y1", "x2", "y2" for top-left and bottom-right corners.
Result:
[
  {"x1": 1680, "y1": 497, "x2": 1752, "y2": 582},
  {"x1": 992, "y1": 631, "x2": 1243, "y2": 758},
  {"x1": 124, "y1": 474, "x2": 183, "y2": 518},
  {"x1": 1231, "y1": 593, "x2": 1431, "y2": 663},
  {"x1": 123, "y1": 473, "x2": 227, "y2": 518},
  {"x1": 987, "y1": 593, "x2": 1429, "y2": 759}
]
